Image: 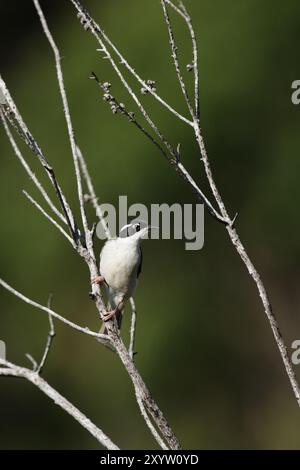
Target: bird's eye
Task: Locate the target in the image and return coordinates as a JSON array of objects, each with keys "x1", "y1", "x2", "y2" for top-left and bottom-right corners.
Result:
[{"x1": 135, "y1": 223, "x2": 141, "y2": 232}]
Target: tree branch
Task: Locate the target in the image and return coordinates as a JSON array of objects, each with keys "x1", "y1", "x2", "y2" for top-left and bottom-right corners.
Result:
[
  {"x1": 160, "y1": 0, "x2": 195, "y2": 118},
  {"x1": 129, "y1": 297, "x2": 137, "y2": 361},
  {"x1": 36, "y1": 294, "x2": 56, "y2": 374},
  {"x1": 161, "y1": 0, "x2": 300, "y2": 407},
  {"x1": 76, "y1": 145, "x2": 111, "y2": 240},
  {"x1": 88, "y1": 71, "x2": 226, "y2": 225},
  {"x1": 0, "y1": 76, "x2": 79, "y2": 244},
  {"x1": 165, "y1": 0, "x2": 200, "y2": 120},
  {"x1": 0, "y1": 358, "x2": 119, "y2": 449},
  {"x1": 70, "y1": 0, "x2": 300, "y2": 408},
  {"x1": 0, "y1": 1, "x2": 183, "y2": 449},
  {"x1": 0, "y1": 277, "x2": 111, "y2": 344},
  {"x1": 0, "y1": 110, "x2": 67, "y2": 227},
  {"x1": 23, "y1": 190, "x2": 75, "y2": 247},
  {"x1": 71, "y1": 0, "x2": 192, "y2": 127},
  {"x1": 33, "y1": 0, "x2": 89, "y2": 246},
  {"x1": 135, "y1": 391, "x2": 169, "y2": 450}
]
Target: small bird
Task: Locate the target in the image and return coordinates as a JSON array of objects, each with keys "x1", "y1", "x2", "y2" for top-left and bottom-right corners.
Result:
[{"x1": 92, "y1": 222, "x2": 150, "y2": 332}]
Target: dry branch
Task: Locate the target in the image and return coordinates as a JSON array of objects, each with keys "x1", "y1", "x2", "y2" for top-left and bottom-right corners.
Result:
[
  {"x1": 70, "y1": 0, "x2": 300, "y2": 407},
  {"x1": 70, "y1": 0, "x2": 227, "y2": 226},
  {"x1": 0, "y1": 0, "x2": 182, "y2": 451},
  {"x1": 0, "y1": 277, "x2": 111, "y2": 344},
  {"x1": 0, "y1": 358, "x2": 119, "y2": 450}
]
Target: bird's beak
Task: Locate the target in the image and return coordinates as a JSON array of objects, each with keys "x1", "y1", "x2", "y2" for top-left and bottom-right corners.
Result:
[
  {"x1": 138, "y1": 225, "x2": 158, "y2": 240},
  {"x1": 148, "y1": 226, "x2": 158, "y2": 238}
]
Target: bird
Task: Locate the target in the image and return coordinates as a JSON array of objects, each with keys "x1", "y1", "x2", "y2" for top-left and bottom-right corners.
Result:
[{"x1": 92, "y1": 221, "x2": 150, "y2": 332}]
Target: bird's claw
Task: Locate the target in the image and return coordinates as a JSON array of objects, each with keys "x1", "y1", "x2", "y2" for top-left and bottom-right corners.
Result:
[
  {"x1": 103, "y1": 308, "x2": 119, "y2": 323},
  {"x1": 91, "y1": 275, "x2": 106, "y2": 285}
]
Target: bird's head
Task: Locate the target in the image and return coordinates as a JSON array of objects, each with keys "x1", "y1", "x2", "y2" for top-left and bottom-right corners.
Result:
[{"x1": 119, "y1": 221, "x2": 155, "y2": 241}]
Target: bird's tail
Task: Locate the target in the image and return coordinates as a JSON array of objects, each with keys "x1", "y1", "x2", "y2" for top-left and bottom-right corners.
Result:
[{"x1": 99, "y1": 309, "x2": 123, "y2": 335}]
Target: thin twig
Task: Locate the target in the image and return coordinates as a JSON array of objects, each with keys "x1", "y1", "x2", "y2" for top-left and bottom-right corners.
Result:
[
  {"x1": 71, "y1": 0, "x2": 192, "y2": 127},
  {"x1": 108, "y1": 328, "x2": 181, "y2": 449},
  {"x1": 89, "y1": 71, "x2": 226, "y2": 224},
  {"x1": 0, "y1": 277, "x2": 111, "y2": 344},
  {"x1": 71, "y1": 1, "x2": 227, "y2": 225},
  {"x1": 135, "y1": 391, "x2": 169, "y2": 450},
  {"x1": 129, "y1": 298, "x2": 137, "y2": 361},
  {"x1": 33, "y1": 0, "x2": 89, "y2": 247},
  {"x1": 160, "y1": 0, "x2": 195, "y2": 118},
  {"x1": 23, "y1": 190, "x2": 75, "y2": 247},
  {"x1": 226, "y1": 221, "x2": 300, "y2": 406},
  {"x1": 164, "y1": 0, "x2": 300, "y2": 407},
  {"x1": 70, "y1": 1, "x2": 179, "y2": 161},
  {"x1": 165, "y1": 0, "x2": 200, "y2": 120},
  {"x1": 76, "y1": 145, "x2": 111, "y2": 240},
  {"x1": 36, "y1": 294, "x2": 56, "y2": 374},
  {"x1": 0, "y1": 358, "x2": 119, "y2": 449},
  {"x1": 89, "y1": 72, "x2": 171, "y2": 162},
  {"x1": 0, "y1": 76, "x2": 79, "y2": 243},
  {"x1": 25, "y1": 354, "x2": 38, "y2": 371},
  {"x1": 0, "y1": 110, "x2": 67, "y2": 226}
]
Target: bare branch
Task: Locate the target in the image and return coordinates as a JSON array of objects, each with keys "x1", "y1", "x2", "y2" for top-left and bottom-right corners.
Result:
[
  {"x1": 89, "y1": 73, "x2": 171, "y2": 162},
  {"x1": 70, "y1": 0, "x2": 186, "y2": 161},
  {"x1": 76, "y1": 145, "x2": 111, "y2": 240},
  {"x1": 227, "y1": 222, "x2": 300, "y2": 405},
  {"x1": 72, "y1": 1, "x2": 227, "y2": 224},
  {"x1": 0, "y1": 110, "x2": 67, "y2": 226},
  {"x1": 70, "y1": 0, "x2": 192, "y2": 127},
  {"x1": 25, "y1": 353, "x2": 38, "y2": 371},
  {"x1": 33, "y1": 0, "x2": 89, "y2": 246},
  {"x1": 135, "y1": 391, "x2": 169, "y2": 450},
  {"x1": 70, "y1": 0, "x2": 300, "y2": 409},
  {"x1": 105, "y1": 327, "x2": 181, "y2": 449},
  {"x1": 160, "y1": 0, "x2": 195, "y2": 118},
  {"x1": 0, "y1": 76, "x2": 79, "y2": 243},
  {"x1": 0, "y1": 358, "x2": 119, "y2": 450},
  {"x1": 165, "y1": 0, "x2": 200, "y2": 119},
  {"x1": 129, "y1": 298, "x2": 137, "y2": 361},
  {"x1": 23, "y1": 190, "x2": 75, "y2": 247},
  {"x1": 2, "y1": 3, "x2": 182, "y2": 449},
  {"x1": 174, "y1": 1, "x2": 300, "y2": 406},
  {"x1": 36, "y1": 294, "x2": 56, "y2": 374},
  {"x1": 1, "y1": 263, "x2": 180, "y2": 447},
  {"x1": 0, "y1": 277, "x2": 111, "y2": 344},
  {"x1": 89, "y1": 72, "x2": 226, "y2": 225}
]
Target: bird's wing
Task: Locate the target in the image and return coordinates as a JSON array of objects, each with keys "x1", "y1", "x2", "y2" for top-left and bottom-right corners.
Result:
[{"x1": 137, "y1": 246, "x2": 143, "y2": 277}]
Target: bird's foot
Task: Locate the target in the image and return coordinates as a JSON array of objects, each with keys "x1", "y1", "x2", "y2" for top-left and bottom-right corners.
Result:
[
  {"x1": 91, "y1": 275, "x2": 106, "y2": 286},
  {"x1": 103, "y1": 307, "x2": 119, "y2": 323}
]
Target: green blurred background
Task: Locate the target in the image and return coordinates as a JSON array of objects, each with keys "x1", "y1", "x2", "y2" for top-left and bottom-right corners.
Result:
[{"x1": 1, "y1": 0, "x2": 300, "y2": 450}]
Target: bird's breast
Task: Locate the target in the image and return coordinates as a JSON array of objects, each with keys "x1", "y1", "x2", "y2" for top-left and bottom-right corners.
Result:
[{"x1": 100, "y1": 239, "x2": 140, "y2": 299}]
